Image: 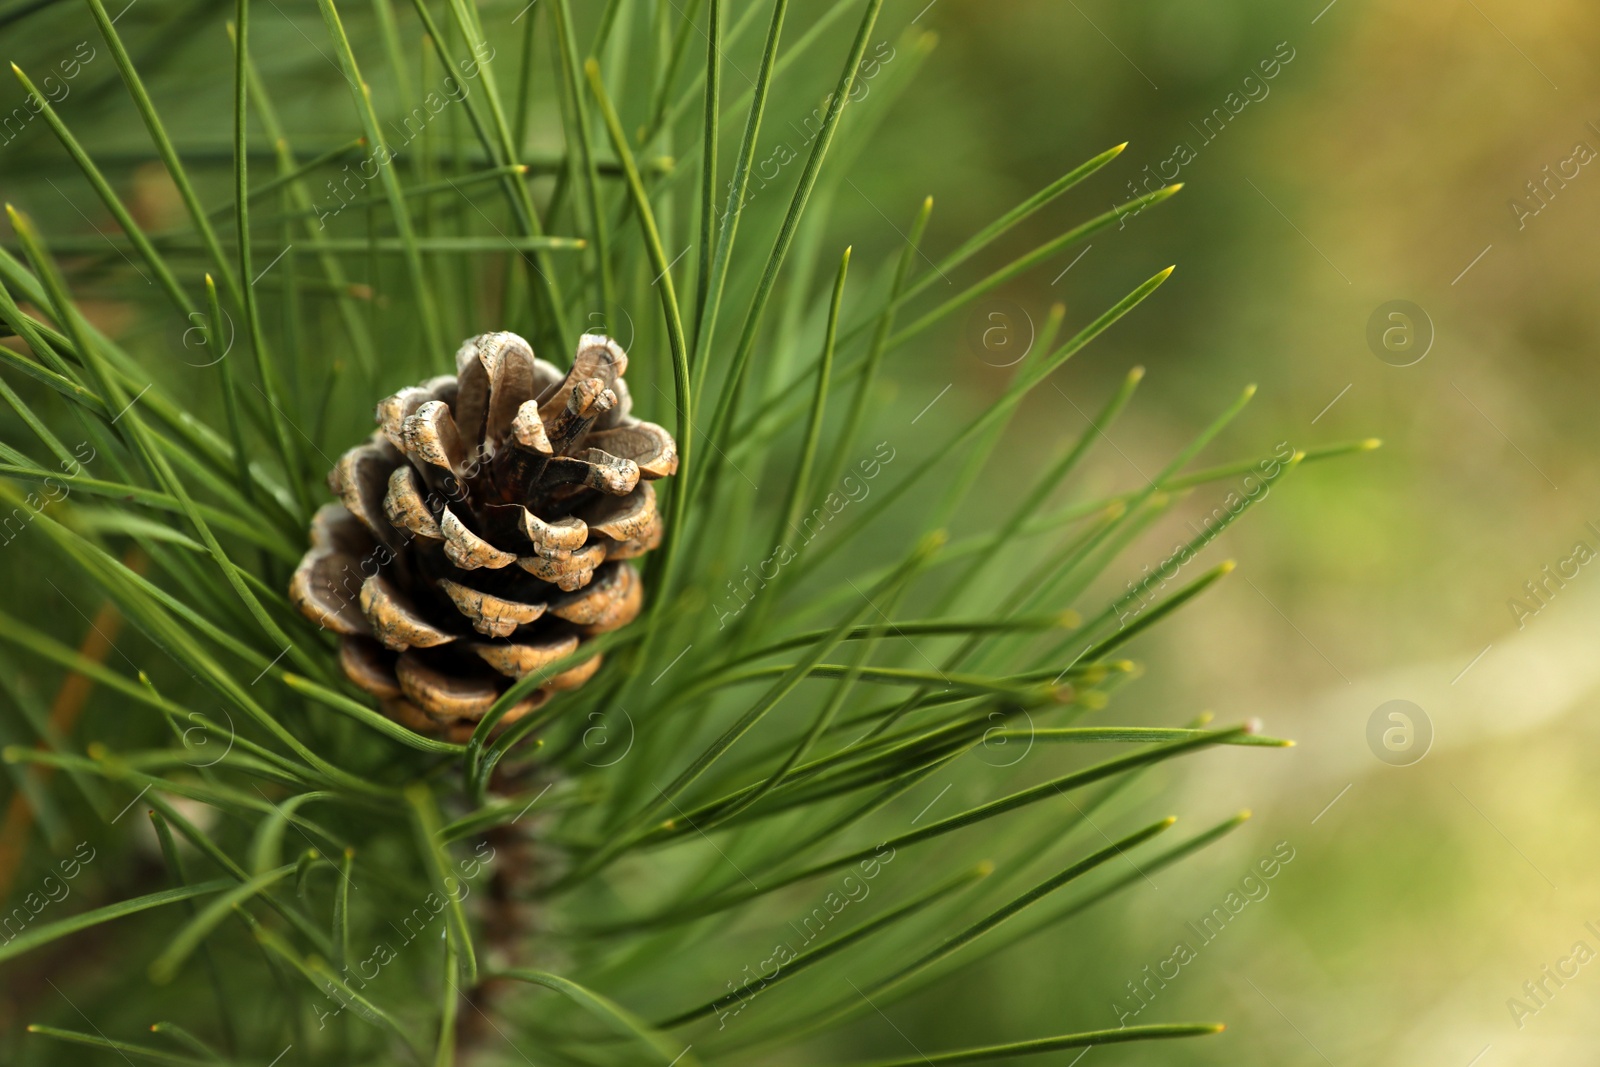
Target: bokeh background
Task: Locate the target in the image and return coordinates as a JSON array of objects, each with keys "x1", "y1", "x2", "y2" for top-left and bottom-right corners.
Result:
[
  {"x1": 865, "y1": 3, "x2": 1600, "y2": 1065},
  {"x1": 3, "y1": 0, "x2": 1597, "y2": 1063}
]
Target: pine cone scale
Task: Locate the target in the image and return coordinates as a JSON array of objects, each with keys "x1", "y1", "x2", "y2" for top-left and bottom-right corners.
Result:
[
  {"x1": 384, "y1": 465, "x2": 444, "y2": 540},
  {"x1": 437, "y1": 578, "x2": 547, "y2": 638}
]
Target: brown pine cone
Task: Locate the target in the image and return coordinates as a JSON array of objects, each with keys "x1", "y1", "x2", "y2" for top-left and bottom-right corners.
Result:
[{"x1": 289, "y1": 332, "x2": 677, "y2": 741}]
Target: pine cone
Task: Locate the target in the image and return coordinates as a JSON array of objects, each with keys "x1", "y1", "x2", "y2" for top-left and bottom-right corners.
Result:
[{"x1": 289, "y1": 332, "x2": 677, "y2": 741}]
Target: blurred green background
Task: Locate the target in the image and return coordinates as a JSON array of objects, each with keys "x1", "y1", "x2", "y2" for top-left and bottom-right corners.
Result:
[
  {"x1": 3, "y1": 0, "x2": 1598, "y2": 1063},
  {"x1": 869, "y1": 3, "x2": 1600, "y2": 1065}
]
